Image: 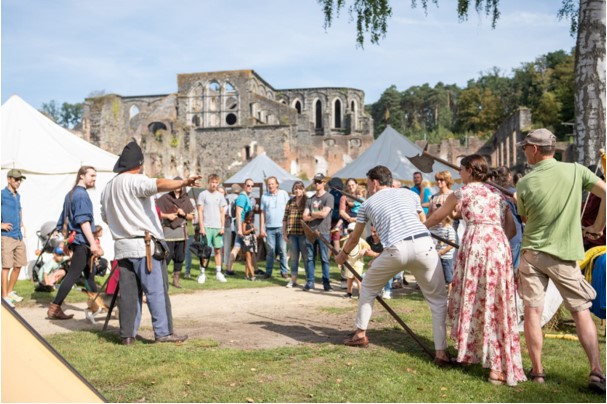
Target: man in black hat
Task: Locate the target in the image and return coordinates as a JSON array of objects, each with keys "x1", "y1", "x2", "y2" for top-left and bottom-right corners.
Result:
[{"x1": 100, "y1": 140, "x2": 201, "y2": 345}]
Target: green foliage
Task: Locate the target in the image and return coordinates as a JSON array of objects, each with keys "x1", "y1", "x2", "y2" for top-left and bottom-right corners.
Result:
[
  {"x1": 368, "y1": 49, "x2": 575, "y2": 141},
  {"x1": 170, "y1": 134, "x2": 179, "y2": 148},
  {"x1": 40, "y1": 100, "x2": 83, "y2": 128}
]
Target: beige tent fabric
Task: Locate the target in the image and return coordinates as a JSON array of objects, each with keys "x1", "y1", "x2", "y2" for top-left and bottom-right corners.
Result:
[{"x1": 1, "y1": 301, "x2": 105, "y2": 403}]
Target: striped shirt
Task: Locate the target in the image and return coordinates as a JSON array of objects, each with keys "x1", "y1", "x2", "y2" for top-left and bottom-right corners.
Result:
[{"x1": 356, "y1": 187, "x2": 428, "y2": 249}]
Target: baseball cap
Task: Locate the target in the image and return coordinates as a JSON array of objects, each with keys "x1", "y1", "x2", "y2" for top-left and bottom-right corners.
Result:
[
  {"x1": 7, "y1": 169, "x2": 26, "y2": 180},
  {"x1": 517, "y1": 128, "x2": 556, "y2": 147},
  {"x1": 313, "y1": 173, "x2": 325, "y2": 182},
  {"x1": 54, "y1": 246, "x2": 65, "y2": 255}
]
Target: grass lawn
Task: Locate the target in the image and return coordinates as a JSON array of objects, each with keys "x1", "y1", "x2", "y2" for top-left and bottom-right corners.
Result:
[{"x1": 10, "y1": 259, "x2": 607, "y2": 402}]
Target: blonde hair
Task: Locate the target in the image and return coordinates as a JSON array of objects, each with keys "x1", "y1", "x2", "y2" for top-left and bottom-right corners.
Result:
[
  {"x1": 435, "y1": 170, "x2": 453, "y2": 188},
  {"x1": 356, "y1": 185, "x2": 366, "y2": 198}
]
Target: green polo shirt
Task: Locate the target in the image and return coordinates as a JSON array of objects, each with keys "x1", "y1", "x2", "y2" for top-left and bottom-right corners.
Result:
[{"x1": 517, "y1": 158, "x2": 599, "y2": 261}]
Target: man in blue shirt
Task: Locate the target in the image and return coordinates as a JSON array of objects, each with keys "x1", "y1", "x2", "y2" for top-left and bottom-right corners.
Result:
[
  {"x1": 1, "y1": 169, "x2": 27, "y2": 307},
  {"x1": 412, "y1": 171, "x2": 432, "y2": 215},
  {"x1": 260, "y1": 176, "x2": 290, "y2": 279}
]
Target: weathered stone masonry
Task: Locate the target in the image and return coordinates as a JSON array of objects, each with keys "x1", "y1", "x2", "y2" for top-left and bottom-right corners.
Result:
[{"x1": 81, "y1": 69, "x2": 374, "y2": 180}]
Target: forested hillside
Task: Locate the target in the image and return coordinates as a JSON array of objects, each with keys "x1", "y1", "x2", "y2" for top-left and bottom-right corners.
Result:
[{"x1": 368, "y1": 49, "x2": 574, "y2": 143}]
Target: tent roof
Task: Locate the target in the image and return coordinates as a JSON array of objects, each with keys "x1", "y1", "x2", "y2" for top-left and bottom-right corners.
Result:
[
  {"x1": 331, "y1": 125, "x2": 460, "y2": 185},
  {"x1": 1, "y1": 94, "x2": 118, "y2": 174},
  {"x1": 224, "y1": 153, "x2": 308, "y2": 191}
]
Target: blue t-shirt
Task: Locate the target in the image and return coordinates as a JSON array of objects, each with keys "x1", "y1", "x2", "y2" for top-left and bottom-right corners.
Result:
[
  {"x1": 1, "y1": 187, "x2": 23, "y2": 239},
  {"x1": 56, "y1": 186, "x2": 96, "y2": 246},
  {"x1": 260, "y1": 190, "x2": 290, "y2": 228},
  {"x1": 412, "y1": 185, "x2": 432, "y2": 215},
  {"x1": 235, "y1": 192, "x2": 253, "y2": 222}
]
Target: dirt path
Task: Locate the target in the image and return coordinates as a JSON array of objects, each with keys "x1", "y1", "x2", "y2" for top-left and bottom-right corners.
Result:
[{"x1": 16, "y1": 286, "x2": 359, "y2": 349}]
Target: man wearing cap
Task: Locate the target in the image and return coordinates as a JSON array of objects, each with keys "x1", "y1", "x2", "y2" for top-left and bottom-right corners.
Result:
[
  {"x1": 1, "y1": 169, "x2": 27, "y2": 307},
  {"x1": 516, "y1": 128, "x2": 606, "y2": 391},
  {"x1": 303, "y1": 173, "x2": 334, "y2": 291},
  {"x1": 100, "y1": 140, "x2": 201, "y2": 345}
]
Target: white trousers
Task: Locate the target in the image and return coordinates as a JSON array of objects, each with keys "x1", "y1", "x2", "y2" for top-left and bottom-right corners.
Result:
[{"x1": 355, "y1": 237, "x2": 448, "y2": 350}]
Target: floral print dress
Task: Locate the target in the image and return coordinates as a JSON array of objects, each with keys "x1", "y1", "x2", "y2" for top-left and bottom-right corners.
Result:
[{"x1": 449, "y1": 182, "x2": 526, "y2": 386}]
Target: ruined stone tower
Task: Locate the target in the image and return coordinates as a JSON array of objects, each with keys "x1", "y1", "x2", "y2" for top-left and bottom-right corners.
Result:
[{"x1": 81, "y1": 69, "x2": 374, "y2": 180}]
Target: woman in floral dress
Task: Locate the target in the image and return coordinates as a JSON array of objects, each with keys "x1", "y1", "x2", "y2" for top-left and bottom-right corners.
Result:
[{"x1": 425, "y1": 154, "x2": 526, "y2": 386}]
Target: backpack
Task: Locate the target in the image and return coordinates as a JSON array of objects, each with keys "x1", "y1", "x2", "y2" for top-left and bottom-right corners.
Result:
[
  {"x1": 230, "y1": 200, "x2": 237, "y2": 219},
  {"x1": 329, "y1": 188, "x2": 342, "y2": 222}
]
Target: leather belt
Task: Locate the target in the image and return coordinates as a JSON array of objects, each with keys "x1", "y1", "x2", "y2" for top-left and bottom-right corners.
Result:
[{"x1": 403, "y1": 232, "x2": 430, "y2": 241}]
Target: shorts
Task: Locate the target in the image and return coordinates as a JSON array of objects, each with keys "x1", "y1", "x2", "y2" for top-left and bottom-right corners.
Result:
[
  {"x1": 233, "y1": 234, "x2": 244, "y2": 249},
  {"x1": 204, "y1": 227, "x2": 224, "y2": 249},
  {"x1": 519, "y1": 249, "x2": 596, "y2": 312},
  {"x1": 330, "y1": 219, "x2": 342, "y2": 241},
  {"x1": 440, "y1": 258, "x2": 454, "y2": 284},
  {"x1": 1, "y1": 236, "x2": 27, "y2": 268}
]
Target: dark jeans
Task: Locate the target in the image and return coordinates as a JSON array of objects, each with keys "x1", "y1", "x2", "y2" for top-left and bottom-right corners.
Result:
[
  {"x1": 441, "y1": 258, "x2": 454, "y2": 284},
  {"x1": 166, "y1": 240, "x2": 186, "y2": 273},
  {"x1": 53, "y1": 244, "x2": 96, "y2": 305}
]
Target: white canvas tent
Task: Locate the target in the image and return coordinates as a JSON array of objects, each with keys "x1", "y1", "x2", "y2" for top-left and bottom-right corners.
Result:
[
  {"x1": 1, "y1": 95, "x2": 118, "y2": 279},
  {"x1": 224, "y1": 153, "x2": 309, "y2": 192},
  {"x1": 331, "y1": 125, "x2": 460, "y2": 186}
]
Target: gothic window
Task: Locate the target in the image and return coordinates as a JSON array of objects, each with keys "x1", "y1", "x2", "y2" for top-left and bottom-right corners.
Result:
[
  {"x1": 334, "y1": 99, "x2": 342, "y2": 128},
  {"x1": 315, "y1": 100, "x2": 322, "y2": 129},
  {"x1": 294, "y1": 100, "x2": 302, "y2": 114},
  {"x1": 224, "y1": 81, "x2": 236, "y2": 92},
  {"x1": 129, "y1": 105, "x2": 140, "y2": 119},
  {"x1": 208, "y1": 81, "x2": 220, "y2": 92},
  {"x1": 350, "y1": 100, "x2": 357, "y2": 130}
]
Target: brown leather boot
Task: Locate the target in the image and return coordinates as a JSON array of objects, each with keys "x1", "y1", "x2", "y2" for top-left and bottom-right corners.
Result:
[
  {"x1": 172, "y1": 272, "x2": 182, "y2": 288},
  {"x1": 47, "y1": 303, "x2": 74, "y2": 320}
]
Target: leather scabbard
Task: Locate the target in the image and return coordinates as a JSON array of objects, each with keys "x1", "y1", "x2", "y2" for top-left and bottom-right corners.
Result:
[{"x1": 144, "y1": 231, "x2": 153, "y2": 273}]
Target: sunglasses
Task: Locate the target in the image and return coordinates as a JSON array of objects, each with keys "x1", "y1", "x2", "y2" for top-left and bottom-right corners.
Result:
[
  {"x1": 436, "y1": 178, "x2": 445, "y2": 182},
  {"x1": 11, "y1": 178, "x2": 23, "y2": 182},
  {"x1": 314, "y1": 180, "x2": 323, "y2": 184},
  {"x1": 245, "y1": 184, "x2": 253, "y2": 188}
]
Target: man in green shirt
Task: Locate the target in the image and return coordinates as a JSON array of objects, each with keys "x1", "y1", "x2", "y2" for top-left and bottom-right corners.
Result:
[{"x1": 517, "y1": 128, "x2": 606, "y2": 392}]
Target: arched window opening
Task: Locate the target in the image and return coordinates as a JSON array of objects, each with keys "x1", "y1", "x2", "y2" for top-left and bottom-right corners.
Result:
[
  {"x1": 351, "y1": 101, "x2": 355, "y2": 113},
  {"x1": 148, "y1": 121, "x2": 167, "y2": 134},
  {"x1": 129, "y1": 105, "x2": 140, "y2": 119},
  {"x1": 315, "y1": 100, "x2": 322, "y2": 129},
  {"x1": 294, "y1": 100, "x2": 302, "y2": 114},
  {"x1": 225, "y1": 82, "x2": 236, "y2": 92},
  {"x1": 244, "y1": 145, "x2": 251, "y2": 160},
  {"x1": 334, "y1": 99, "x2": 342, "y2": 128},
  {"x1": 192, "y1": 115, "x2": 201, "y2": 127},
  {"x1": 208, "y1": 80, "x2": 220, "y2": 92}
]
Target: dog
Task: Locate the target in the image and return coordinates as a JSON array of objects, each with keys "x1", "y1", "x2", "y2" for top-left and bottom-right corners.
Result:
[{"x1": 81, "y1": 289, "x2": 118, "y2": 324}]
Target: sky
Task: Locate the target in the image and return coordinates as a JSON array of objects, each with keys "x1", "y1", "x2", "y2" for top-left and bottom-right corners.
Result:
[{"x1": 1, "y1": 0, "x2": 576, "y2": 110}]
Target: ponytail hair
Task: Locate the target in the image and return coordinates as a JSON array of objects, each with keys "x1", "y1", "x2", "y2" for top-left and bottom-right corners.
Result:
[{"x1": 74, "y1": 166, "x2": 96, "y2": 188}]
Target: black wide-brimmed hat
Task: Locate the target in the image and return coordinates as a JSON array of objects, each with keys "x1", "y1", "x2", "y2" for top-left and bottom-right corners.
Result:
[{"x1": 113, "y1": 140, "x2": 144, "y2": 173}]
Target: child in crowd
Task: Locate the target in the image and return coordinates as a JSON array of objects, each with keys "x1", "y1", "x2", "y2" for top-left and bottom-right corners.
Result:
[
  {"x1": 435, "y1": 216, "x2": 457, "y2": 291},
  {"x1": 242, "y1": 211, "x2": 258, "y2": 281},
  {"x1": 350, "y1": 185, "x2": 366, "y2": 216},
  {"x1": 341, "y1": 222, "x2": 372, "y2": 298},
  {"x1": 38, "y1": 247, "x2": 70, "y2": 289}
]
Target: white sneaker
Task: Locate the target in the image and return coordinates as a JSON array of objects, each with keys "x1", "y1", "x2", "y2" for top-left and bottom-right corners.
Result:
[
  {"x1": 197, "y1": 273, "x2": 206, "y2": 284},
  {"x1": 215, "y1": 272, "x2": 227, "y2": 283},
  {"x1": 340, "y1": 280, "x2": 347, "y2": 289},
  {"x1": 286, "y1": 280, "x2": 294, "y2": 288},
  {"x1": 3, "y1": 297, "x2": 15, "y2": 308},
  {"x1": 8, "y1": 291, "x2": 23, "y2": 302},
  {"x1": 381, "y1": 290, "x2": 392, "y2": 300}
]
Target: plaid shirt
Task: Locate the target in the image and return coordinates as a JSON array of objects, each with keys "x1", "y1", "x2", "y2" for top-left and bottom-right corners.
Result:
[{"x1": 283, "y1": 198, "x2": 304, "y2": 235}]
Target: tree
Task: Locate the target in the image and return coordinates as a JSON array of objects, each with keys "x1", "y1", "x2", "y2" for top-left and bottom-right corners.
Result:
[
  {"x1": 40, "y1": 100, "x2": 83, "y2": 128},
  {"x1": 319, "y1": 0, "x2": 606, "y2": 165}
]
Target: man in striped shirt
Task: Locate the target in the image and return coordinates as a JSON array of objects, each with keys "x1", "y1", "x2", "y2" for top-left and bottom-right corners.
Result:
[{"x1": 336, "y1": 165, "x2": 449, "y2": 365}]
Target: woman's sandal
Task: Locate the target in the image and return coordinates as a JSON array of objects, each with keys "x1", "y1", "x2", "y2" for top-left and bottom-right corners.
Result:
[
  {"x1": 528, "y1": 369, "x2": 546, "y2": 384},
  {"x1": 588, "y1": 371, "x2": 605, "y2": 393},
  {"x1": 488, "y1": 372, "x2": 506, "y2": 386}
]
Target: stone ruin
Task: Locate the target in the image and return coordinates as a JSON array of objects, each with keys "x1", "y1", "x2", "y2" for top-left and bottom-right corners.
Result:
[{"x1": 81, "y1": 69, "x2": 374, "y2": 181}]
